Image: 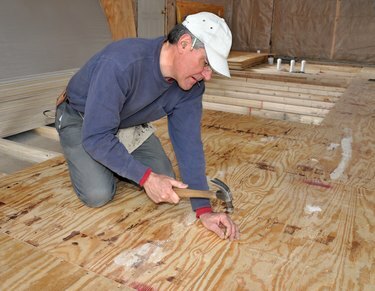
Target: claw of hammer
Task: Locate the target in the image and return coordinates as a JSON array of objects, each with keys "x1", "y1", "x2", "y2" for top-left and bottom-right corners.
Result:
[
  {"x1": 173, "y1": 178, "x2": 234, "y2": 213},
  {"x1": 210, "y1": 178, "x2": 234, "y2": 213}
]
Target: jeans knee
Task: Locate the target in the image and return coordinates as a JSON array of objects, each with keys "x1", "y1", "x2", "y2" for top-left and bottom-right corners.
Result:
[{"x1": 75, "y1": 183, "x2": 116, "y2": 208}]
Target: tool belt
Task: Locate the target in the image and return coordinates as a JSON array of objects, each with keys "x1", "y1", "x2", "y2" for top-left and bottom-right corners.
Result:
[
  {"x1": 56, "y1": 90, "x2": 68, "y2": 107},
  {"x1": 55, "y1": 89, "x2": 155, "y2": 153}
]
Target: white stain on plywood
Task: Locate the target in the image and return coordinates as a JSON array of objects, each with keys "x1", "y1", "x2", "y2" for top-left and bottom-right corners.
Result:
[
  {"x1": 304, "y1": 205, "x2": 322, "y2": 214},
  {"x1": 330, "y1": 132, "x2": 353, "y2": 180},
  {"x1": 114, "y1": 241, "x2": 167, "y2": 268}
]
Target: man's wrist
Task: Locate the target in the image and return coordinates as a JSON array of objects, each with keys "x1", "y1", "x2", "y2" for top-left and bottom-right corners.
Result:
[
  {"x1": 139, "y1": 168, "x2": 152, "y2": 187},
  {"x1": 195, "y1": 206, "x2": 212, "y2": 218}
]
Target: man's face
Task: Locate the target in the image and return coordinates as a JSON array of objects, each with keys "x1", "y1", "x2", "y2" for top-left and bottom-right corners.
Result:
[{"x1": 175, "y1": 46, "x2": 213, "y2": 91}]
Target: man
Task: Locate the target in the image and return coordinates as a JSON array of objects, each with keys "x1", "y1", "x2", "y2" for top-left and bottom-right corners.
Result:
[{"x1": 56, "y1": 12, "x2": 239, "y2": 240}]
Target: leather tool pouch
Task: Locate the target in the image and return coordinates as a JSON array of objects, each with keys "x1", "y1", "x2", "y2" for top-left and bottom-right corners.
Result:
[{"x1": 56, "y1": 90, "x2": 67, "y2": 107}]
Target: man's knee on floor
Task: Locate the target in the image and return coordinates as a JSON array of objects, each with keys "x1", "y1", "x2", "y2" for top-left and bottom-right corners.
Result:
[{"x1": 75, "y1": 184, "x2": 116, "y2": 208}]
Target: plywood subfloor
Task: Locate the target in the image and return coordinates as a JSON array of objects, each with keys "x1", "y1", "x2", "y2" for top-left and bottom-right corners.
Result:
[{"x1": 0, "y1": 78, "x2": 374, "y2": 290}]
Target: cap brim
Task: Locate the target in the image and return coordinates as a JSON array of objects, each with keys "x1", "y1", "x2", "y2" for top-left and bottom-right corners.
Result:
[{"x1": 205, "y1": 45, "x2": 231, "y2": 78}]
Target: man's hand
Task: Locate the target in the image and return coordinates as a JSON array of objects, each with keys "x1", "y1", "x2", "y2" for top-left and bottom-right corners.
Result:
[
  {"x1": 143, "y1": 172, "x2": 187, "y2": 204},
  {"x1": 199, "y1": 212, "x2": 240, "y2": 240}
]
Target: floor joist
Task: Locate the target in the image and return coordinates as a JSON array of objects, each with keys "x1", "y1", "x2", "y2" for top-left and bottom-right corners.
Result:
[{"x1": 0, "y1": 138, "x2": 61, "y2": 163}]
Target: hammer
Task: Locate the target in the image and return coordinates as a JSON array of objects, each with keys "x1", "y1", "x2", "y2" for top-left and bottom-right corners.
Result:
[{"x1": 174, "y1": 178, "x2": 234, "y2": 213}]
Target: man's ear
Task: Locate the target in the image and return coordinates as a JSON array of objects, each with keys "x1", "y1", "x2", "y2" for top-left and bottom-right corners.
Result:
[{"x1": 178, "y1": 34, "x2": 192, "y2": 52}]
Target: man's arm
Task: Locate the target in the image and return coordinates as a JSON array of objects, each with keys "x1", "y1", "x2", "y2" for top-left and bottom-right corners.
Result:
[
  {"x1": 81, "y1": 58, "x2": 150, "y2": 184},
  {"x1": 167, "y1": 87, "x2": 211, "y2": 210},
  {"x1": 167, "y1": 86, "x2": 239, "y2": 240}
]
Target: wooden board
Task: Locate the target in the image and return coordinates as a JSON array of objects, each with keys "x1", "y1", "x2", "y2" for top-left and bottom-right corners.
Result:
[
  {"x1": 0, "y1": 70, "x2": 75, "y2": 138},
  {"x1": 100, "y1": 0, "x2": 136, "y2": 40},
  {"x1": 204, "y1": 69, "x2": 346, "y2": 125},
  {"x1": 176, "y1": 1, "x2": 224, "y2": 23},
  {"x1": 0, "y1": 75, "x2": 374, "y2": 289},
  {"x1": 228, "y1": 51, "x2": 269, "y2": 70}
]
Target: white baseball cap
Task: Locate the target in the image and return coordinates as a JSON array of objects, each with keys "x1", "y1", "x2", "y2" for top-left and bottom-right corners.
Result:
[{"x1": 182, "y1": 12, "x2": 232, "y2": 78}]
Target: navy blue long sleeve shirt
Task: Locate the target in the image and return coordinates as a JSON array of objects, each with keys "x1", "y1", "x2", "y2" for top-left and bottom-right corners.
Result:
[{"x1": 66, "y1": 37, "x2": 210, "y2": 211}]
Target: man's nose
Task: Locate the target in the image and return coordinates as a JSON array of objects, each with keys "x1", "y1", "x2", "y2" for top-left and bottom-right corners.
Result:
[{"x1": 201, "y1": 68, "x2": 212, "y2": 81}]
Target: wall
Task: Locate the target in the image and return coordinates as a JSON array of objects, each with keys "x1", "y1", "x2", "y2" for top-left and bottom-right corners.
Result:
[
  {"x1": 231, "y1": 0, "x2": 375, "y2": 64},
  {"x1": 0, "y1": 0, "x2": 112, "y2": 80}
]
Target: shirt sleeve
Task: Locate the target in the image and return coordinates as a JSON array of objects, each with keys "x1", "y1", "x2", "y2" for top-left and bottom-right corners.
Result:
[
  {"x1": 81, "y1": 58, "x2": 149, "y2": 184},
  {"x1": 167, "y1": 84, "x2": 211, "y2": 211}
]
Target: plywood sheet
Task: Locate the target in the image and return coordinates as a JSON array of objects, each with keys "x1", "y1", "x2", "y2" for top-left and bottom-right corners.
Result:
[
  {"x1": 0, "y1": 77, "x2": 374, "y2": 289},
  {"x1": 0, "y1": 233, "x2": 130, "y2": 290}
]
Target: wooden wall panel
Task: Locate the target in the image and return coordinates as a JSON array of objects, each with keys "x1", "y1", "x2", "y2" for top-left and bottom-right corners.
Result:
[
  {"x1": 100, "y1": 0, "x2": 136, "y2": 40},
  {"x1": 176, "y1": 0, "x2": 224, "y2": 23}
]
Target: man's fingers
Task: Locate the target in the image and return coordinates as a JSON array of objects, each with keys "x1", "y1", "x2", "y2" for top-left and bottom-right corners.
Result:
[
  {"x1": 170, "y1": 191, "x2": 180, "y2": 204},
  {"x1": 219, "y1": 215, "x2": 236, "y2": 239},
  {"x1": 226, "y1": 223, "x2": 239, "y2": 241},
  {"x1": 169, "y1": 179, "x2": 187, "y2": 203},
  {"x1": 200, "y1": 212, "x2": 240, "y2": 241},
  {"x1": 210, "y1": 224, "x2": 226, "y2": 239},
  {"x1": 159, "y1": 189, "x2": 180, "y2": 204},
  {"x1": 143, "y1": 172, "x2": 185, "y2": 204},
  {"x1": 170, "y1": 179, "x2": 188, "y2": 189}
]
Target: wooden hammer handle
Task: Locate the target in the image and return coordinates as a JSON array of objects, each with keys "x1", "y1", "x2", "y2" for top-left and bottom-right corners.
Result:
[{"x1": 174, "y1": 188, "x2": 215, "y2": 199}]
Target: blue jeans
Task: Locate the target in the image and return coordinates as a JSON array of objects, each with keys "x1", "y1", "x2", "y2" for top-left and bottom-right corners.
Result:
[{"x1": 55, "y1": 101, "x2": 174, "y2": 207}]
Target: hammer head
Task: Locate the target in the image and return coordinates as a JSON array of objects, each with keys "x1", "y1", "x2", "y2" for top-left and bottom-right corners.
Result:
[{"x1": 211, "y1": 178, "x2": 234, "y2": 213}]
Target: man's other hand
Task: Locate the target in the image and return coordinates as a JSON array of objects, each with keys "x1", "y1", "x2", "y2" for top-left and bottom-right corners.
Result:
[
  {"x1": 143, "y1": 172, "x2": 187, "y2": 204},
  {"x1": 199, "y1": 212, "x2": 240, "y2": 241}
]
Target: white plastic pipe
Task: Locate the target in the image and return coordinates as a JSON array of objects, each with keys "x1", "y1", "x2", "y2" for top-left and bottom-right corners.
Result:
[
  {"x1": 277, "y1": 58, "x2": 282, "y2": 70},
  {"x1": 289, "y1": 60, "x2": 295, "y2": 72},
  {"x1": 301, "y1": 60, "x2": 306, "y2": 72}
]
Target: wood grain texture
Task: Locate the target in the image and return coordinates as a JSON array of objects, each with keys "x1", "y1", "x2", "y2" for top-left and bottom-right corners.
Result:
[
  {"x1": 0, "y1": 233, "x2": 130, "y2": 290},
  {"x1": 0, "y1": 138, "x2": 61, "y2": 163},
  {"x1": 32, "y1": 126, "x2": 60, "y2": 142},
  {"x1": 176, "y1": 0, "x2": 224, "y2": 23},
  {"x1": 0, "y1": 70, "x2": 75, "y2": 138},
  {"x1": 0, "y1": 66, "x2": 374, "y2": 290},
  {"x1": 166, "y1": 0, "x2": 177, "y2": 33},
  {"x1": 100, "y1": 0, "x2": 136, "y2": 40},
  {"x1": 227, "y1": 51, "x2": 268, "y2": 69},
  {"x1": 204, "y1": 68, "x2": 349, "y2": 125}
]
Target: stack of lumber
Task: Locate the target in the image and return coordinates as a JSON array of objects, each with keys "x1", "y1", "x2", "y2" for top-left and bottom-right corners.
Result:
[
  {"x1": 228, "y1": 51, "x2": 269, "y2": 70},
  {"x1": 203, "y1": 74, "x2": 346, "y2": 125},
  {"x1": 0, "y1": 70, "x2": 76, "y2": 138}
]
